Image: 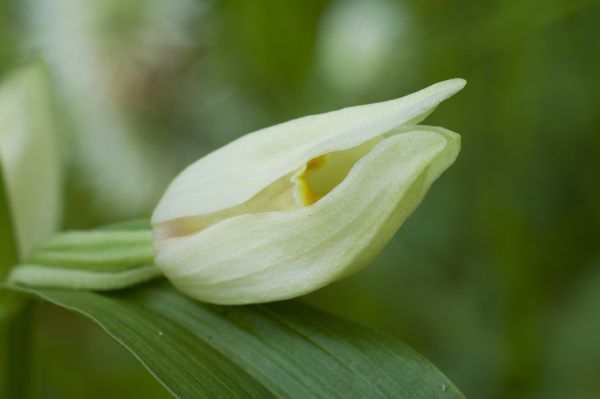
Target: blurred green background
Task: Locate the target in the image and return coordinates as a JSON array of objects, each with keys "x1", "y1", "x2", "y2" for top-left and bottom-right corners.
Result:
[{"x1": 2, "y1": 0, "x2": 600, "y2": 398}]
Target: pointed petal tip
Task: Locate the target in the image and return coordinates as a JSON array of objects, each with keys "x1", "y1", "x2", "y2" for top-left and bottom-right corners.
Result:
[{"x1": 446, "y1": 77, "x2": 467, "y2": 92}]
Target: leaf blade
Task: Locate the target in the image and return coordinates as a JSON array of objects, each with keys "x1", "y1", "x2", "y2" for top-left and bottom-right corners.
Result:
[{"x1": 11, "y1": 281, "x2": 464, "y2": 399}]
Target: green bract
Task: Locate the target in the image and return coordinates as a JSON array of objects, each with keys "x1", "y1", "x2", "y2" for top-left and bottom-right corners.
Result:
[{"x1": 152, "y1": 79, "x2": 465, "y2": 304}]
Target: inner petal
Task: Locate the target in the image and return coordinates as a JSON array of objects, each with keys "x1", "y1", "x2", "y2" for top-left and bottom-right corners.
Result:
[{"x1": 291, "y1": 136, "x2": 383, "y2": 206}]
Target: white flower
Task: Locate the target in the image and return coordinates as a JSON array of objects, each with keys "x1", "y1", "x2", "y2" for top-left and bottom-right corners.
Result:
[
  {"x1": 0, "y1": 63, "x2": 62, "y2": 258},
  {"x1": 152, "y1": 79, "x2": 465, "y2": 304}
]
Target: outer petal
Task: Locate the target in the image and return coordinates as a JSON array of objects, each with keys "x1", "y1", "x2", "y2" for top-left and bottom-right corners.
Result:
[
  {"x1": 152, "y1": 79, "x2": 465, "y2": 223},
  {"x1": 155, "y1": 126, "x2": 460, "y2": 304},
  {"x1": 0, "y1": 63, "x2": 62, "y2": 257}
]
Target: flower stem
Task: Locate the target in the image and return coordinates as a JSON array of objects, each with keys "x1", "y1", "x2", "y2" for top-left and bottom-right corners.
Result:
[
  {"x1": 0, "y1": 164, "x2": 34, "y2": 399},
  {"x1": 0, "y1": 299, "x2": 35, "y2": 399}
]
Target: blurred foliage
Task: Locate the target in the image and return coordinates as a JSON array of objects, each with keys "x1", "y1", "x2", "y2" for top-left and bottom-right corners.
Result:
[{"x1": 1, "y1": 0, "x2": 599, "y2": 398}]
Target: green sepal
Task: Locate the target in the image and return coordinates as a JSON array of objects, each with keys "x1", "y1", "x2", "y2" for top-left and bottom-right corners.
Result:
[{"x1": 8, "y1": 221, "x2": 161, "y2": 291}]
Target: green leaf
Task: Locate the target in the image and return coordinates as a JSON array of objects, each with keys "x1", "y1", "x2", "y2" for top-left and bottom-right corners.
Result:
[{"x1": 10, "y1": 281, "x2": 465, "y2": 399}]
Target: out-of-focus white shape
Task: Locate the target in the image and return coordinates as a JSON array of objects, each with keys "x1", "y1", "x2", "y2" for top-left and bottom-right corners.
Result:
[
  {"x1": 0, "y1": 64, "x2": 62, "y2": 257},
  {"x1": 316, "y1": 0, "x2": 411, "y2": 94},
  {"x1": 26, "y1": 0, "x2": 201, "y2": 218}
]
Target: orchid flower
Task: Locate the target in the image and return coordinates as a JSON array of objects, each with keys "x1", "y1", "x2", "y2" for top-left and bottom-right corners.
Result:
[{"x1": 152, "y1": 79, "x2": 465, "y2": 304}]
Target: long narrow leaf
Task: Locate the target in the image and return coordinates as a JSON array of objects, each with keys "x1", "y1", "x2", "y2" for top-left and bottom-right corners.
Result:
[{"x1": 11, "y1": 282, "x2": 464, "y2": 399}]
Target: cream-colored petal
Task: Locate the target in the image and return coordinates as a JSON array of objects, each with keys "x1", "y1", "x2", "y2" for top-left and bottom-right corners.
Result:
[
  {"x1": 152, "y1": 79, "x2": 465, "y2": 224},
  {"x1": 155, "y1": 126, "x2": 459, "y2": 304},
  {"x1": 0, "y1": 63, "x2": 62, "y2": 257}
]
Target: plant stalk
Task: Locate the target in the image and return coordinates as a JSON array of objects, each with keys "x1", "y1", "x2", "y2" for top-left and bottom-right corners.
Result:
[{"x1": 0, "y1": 163, "x2": 34, "y2": 399}]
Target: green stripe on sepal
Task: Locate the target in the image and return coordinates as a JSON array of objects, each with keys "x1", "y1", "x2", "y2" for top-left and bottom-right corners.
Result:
[
  {"x1": 7, "y1": 221, "x2": 162, "y2": 291},
  {"x1": 26, "y1": 230, "x2": 154, "y2": 271},
  {"x1": 8, "y1": 263, "x2": 161, "y2": 291}
]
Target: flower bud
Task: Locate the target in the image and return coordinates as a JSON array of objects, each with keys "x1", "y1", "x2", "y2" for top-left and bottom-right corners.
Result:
[
  {"x1": 0, "y1": 63, "x2": 62, "y2": 258},
  {"x1": 152, "y1": 79, "x2": 465, "y2": 304}
]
